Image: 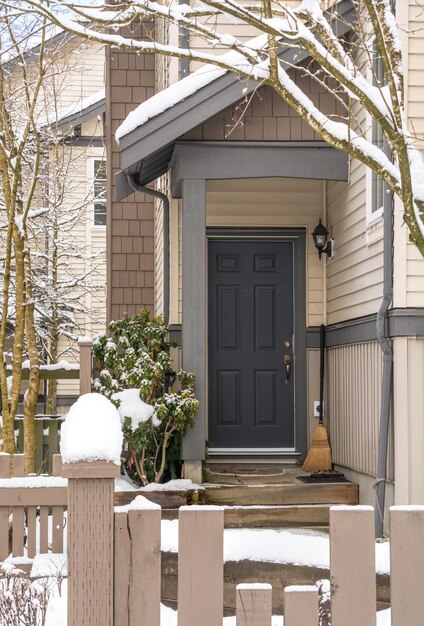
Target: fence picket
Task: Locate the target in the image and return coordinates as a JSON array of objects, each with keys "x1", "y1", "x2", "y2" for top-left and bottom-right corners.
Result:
[
  {"x1": 14, "y1": 454, "x2": 24, "y2": 477},
  {"x1": 390, "y1": 506, "x2": 424, "y2": 626},
  {"x1": 178, "y1": 506, "x2": 224, "y2": 626},
  {"x1": 48, "y1": 420, "x2": 60, "y2": 473},
  {"x1": 236, "y1": 583, "x2": 272, "y2": 625},
  {"x1": 330, "y1": 506, "x2": 376, "y2": 626},
  {"x1": 27, "y1": 506, "x2": 37, "y2": 558},
  {"x1": 128, "y1": 507, "x2": 161, "y2": 626},
  {"x1": 12, "y1": 507, "x2": 25, "y2": 556},
  {"x1": 39, "y1": 505, "x2": 49, "y2": 553},
  {"x1": 35, "y1": 420, "x2": 44, "y2": 473},
  {"x1": 52, "y1": 506, "x2": 64, "y2": 553},
  {"x1": 284, "y1": 585, "x2": 318, "y2": 626},
  {"x1": 114, "y1": 511, "x2": 131, "y2": 626}
]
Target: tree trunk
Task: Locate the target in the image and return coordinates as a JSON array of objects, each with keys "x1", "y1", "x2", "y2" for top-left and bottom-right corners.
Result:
[{"x1": 22, "y1": 239, "x2": 40, "y2": 475}]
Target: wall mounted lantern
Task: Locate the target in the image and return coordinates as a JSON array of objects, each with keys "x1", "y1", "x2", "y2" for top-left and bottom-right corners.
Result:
[{"x1": 312, "y1": 219, "x2": 333, "y2": 259}]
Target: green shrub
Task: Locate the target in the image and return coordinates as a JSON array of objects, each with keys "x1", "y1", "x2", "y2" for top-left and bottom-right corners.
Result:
[{"x1": 93, "y1": 310, "x2": 198, "y2": 484}]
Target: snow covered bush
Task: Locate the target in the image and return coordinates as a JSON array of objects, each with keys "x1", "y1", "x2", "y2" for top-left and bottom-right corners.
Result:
[
  {"x1": 0, "y1": 564, "x2": 50, "y2": 626},
  {"x1": 93, "y1": 310, "x2": 199, "y2": 484}
]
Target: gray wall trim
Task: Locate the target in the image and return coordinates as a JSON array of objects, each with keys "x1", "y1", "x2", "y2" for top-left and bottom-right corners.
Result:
[
  {"x1": 118, "y1": 0, "x2": 354, "y2": 173},
  {"x1": 206, "y1": 226, "x2": 308, "y2": 460},
  {"x1": 169, "y1": 324, "x2": 182, "y2": 345},
  {"x1": 306, "y1": 308, "x2": 424, "y2": 349},
  {"x1": 181, "y1": 179, "x2": 207, "y2": 461},
  {"x1": 171, "y1": 142, "x2": 348, "y2": 197}
]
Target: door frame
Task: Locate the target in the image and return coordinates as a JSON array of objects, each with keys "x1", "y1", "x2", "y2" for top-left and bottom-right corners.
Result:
[{"x1": 206, "y1": 227, "x2": 307, "y2": 460}]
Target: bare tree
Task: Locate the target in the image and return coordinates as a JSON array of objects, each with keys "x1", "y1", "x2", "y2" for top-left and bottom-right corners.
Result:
[
  {"x1": 0, "y1": 13, "x2": 105, "y2": 470},
  {"x1": 6, "y1": 0, "x2": 424, "y2": 257}
]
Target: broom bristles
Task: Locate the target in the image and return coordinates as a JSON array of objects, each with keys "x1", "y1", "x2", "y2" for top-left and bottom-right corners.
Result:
[{"x1": 302, "y1": 424, "x2": 332, "y2": 472}]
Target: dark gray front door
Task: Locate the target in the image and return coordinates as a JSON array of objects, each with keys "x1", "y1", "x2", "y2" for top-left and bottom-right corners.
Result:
[{"x1": 208, "y1": 239, "x2": 295, "y2": 449}]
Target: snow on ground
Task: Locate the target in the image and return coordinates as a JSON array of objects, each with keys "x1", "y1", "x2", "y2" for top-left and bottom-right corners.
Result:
[
  {"x1": 60, "y1": 393, "x2": 123, "y2": 464},
  {"x1": 44, "y1": 579, "x2": 392, "y2": 625},
  {"x1": 160, "y1": 522, "x2": 390, "y2": 574}
]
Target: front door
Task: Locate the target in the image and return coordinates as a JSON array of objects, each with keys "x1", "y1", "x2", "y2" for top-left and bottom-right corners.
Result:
[{"x1": 208, "y1": 239, "x2": 295, "y2": 449}]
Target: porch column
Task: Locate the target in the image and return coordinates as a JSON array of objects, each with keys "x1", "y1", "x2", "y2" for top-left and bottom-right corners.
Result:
[{"x1": 181, "y1": 178, "x2": 206, "y2": 483}]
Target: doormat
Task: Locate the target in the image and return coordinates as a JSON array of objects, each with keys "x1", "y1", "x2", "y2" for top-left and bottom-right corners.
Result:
[{"x1": 297, "y1": 472, "x2": 349, "y2": 484}]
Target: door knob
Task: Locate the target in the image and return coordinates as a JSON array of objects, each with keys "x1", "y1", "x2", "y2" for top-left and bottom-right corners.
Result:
[{"x1": 284, "y1": 354, "x2": 292, "y2": 385}]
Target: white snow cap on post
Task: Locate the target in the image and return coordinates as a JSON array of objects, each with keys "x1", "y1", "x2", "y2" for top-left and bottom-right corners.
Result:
[{"x1": 60, "y1": 393, "x2": 123, "y2": 465}]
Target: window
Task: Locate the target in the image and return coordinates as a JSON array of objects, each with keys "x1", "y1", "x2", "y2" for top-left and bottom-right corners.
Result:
[
  {"x1": 371, "y1": 39, "x2": 386, "y2": 216},
  {"x1": 93, "y1": 159, "x2": 106, "y2": 226}
]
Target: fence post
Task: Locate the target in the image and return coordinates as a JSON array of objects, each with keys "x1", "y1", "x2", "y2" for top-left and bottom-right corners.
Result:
[
  {"x1": 62, "y1": 460, "x2": 119, "y2": 626},
  {"x1": 78, "y1": 337, "x2": 93, "y2": 396},
  {"x1": 0, "y1": 453, "x2": 10, "y2": 560},
  {"x1": 52, "y1": 453, "x2": 62, "y2": 477},
  {"x1": 330, "y1": 506, "x2": 376, "y2": 626},
  {"x1": 284, "y1": 585, "x2": 318, "y2": 626},
  {"x1": 178, "y1": 506, "x2": 224, "y2": 626},
  {"x1": 236, "y1": 583, "x2": 272, "y2": 626},
  {"x1": 390, "y1": 506, "x2": 424, "y2": 626}
]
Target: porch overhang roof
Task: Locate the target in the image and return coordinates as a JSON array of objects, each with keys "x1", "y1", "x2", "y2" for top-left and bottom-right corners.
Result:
[{"x1": 115, "y1": 0, "x2": 354, "y2": 201}]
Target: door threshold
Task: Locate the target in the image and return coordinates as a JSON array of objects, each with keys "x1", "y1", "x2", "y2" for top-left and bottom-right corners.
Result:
[{"x1": 208, "y1": 448, "x2": 301, "y2": 464}]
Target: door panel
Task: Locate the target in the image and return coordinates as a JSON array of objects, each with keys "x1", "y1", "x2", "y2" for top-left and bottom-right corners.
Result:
[{"x1": 208, "y1": 239, "x2": 294, "y2": 449}]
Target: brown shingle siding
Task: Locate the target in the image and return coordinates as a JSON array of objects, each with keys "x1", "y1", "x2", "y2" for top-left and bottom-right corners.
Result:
[{"x1": 106, "y1": 22, "x2": 155, "y2": 321}]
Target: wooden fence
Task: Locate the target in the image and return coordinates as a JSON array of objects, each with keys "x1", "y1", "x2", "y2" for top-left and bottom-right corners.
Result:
[
  {"x1": 0, "y1": 454, "x2": 67, "y2": 562},
  {"x1": 1, "y1": 454, "x2": 424, "y2": 625},
  {"x1": 63, "y1": 460, "x2": 424, "y2": 626}
]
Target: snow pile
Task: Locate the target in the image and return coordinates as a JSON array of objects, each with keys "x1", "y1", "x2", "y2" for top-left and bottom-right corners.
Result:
[
  {"x1": 112, "y1": 388, "x2": 160, "y2": 429},
  {"x1": 60, "y1": 393, "x2": 123, "y2": 465},
  {"x1": 140, "y1": 479, "x2": 201, "y2": 492},
  {"x1": 160, "y1": 523, "x2": 390, "y2": 574},
  {"x1": 30, "y1": 554, "x2": 67, "y2": 578},
  {"x1": 115, "y1": 475, "x2": 139, "y2": 492},
  {"x1": 115, "y1": 495, "x2": 161, "y2": 513}
]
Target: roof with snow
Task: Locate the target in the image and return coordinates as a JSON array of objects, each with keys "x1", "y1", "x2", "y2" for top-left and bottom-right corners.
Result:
[
  {"x1": 40, "y1": 88, "x2": 105, "y2": 132},
  {"x1": 115, "y1": 0, "x2": 354, "y2": 200}
]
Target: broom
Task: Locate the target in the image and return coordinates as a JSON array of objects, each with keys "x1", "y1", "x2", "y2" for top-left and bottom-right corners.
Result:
[{"x1": 303, "y1": 324, "x2": 332, "y2": 472}]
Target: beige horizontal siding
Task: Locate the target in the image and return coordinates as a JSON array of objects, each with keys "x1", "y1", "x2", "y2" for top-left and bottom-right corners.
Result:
[
  {"x1": 326, "y1": 156, "x2": 383, "y2": 323},
  {"x1": 405, "y1": 0, "x2": 424, "y2": 305},
  {"x1": 328, "y1": 341, "x2": 393, "y2": 480}
]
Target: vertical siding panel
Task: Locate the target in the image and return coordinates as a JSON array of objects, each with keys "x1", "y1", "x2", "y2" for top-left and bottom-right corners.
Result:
[{"x1": 328, "y1": 341, "x2": 393, "y2": 479}]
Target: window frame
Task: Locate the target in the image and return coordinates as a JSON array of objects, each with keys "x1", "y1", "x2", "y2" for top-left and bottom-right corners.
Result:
[{"x1": 91, "y1": 157, "x2": 107, "y2": 229}]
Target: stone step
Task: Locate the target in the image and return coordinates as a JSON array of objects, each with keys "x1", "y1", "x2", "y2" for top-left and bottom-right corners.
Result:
[
  {"x1": 204, "y1": 482, "x2": 359, "y2": 507},
  {"x1": 162, "y1": 504, "x2": 332, "y2": 528}
]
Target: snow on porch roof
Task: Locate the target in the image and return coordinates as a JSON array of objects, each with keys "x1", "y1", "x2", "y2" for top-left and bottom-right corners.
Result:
[{"x1": 115, "y1": 0, "x2": 354, "y2": 200}]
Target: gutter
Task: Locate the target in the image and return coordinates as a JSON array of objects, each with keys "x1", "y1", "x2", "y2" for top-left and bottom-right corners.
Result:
[
  {"x1": 179, "y1": 0, "x2": 189, "y2": 79},
  {"x1": 375, "y1": 142, "x2": 394, "y2": 538},
  {"x1": 126, "y1": 174, "x2": 170, "y2": 325}
]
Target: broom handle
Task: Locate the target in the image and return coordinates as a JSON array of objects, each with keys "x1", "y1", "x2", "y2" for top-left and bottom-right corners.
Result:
[{"x1": 319, "y1": 324, "x2": 325, "y2": 424}]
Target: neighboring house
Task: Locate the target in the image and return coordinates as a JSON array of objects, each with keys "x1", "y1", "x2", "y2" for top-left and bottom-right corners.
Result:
[
  {"x1": 3, "y1": 32, "x2": 107, "y2": 412},
  {"x1": 105, "y1": 0, "x2": 424, "y2": 512}
]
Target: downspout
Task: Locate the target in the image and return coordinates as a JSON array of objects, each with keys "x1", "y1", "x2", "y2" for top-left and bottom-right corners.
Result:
[
  {"x1": 179, "y1": 0, "x2": 189, "y2": 79},
  {"x1": 375, "y1": 142, "x2": 394, "y2": 537},
  {"x1": 126, "y1": 174, "x2": 170, "y2": 325}
]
